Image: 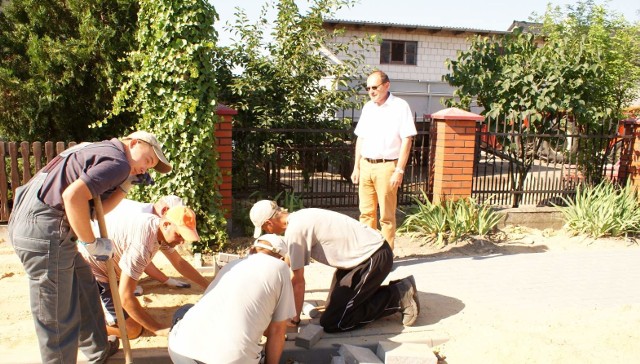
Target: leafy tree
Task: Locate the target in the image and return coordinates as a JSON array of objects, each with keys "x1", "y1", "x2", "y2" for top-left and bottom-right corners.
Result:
[
  {"x1": 443, "y1": 1, "x2": 639, "y2": 205},
  {"x1": 536, "y1": 1, "x2": 640, "y2": 117},
  {"x1": 105, "y1": 0, "x2": 225, "y2": 253},
  {"x1": 0, "y1": 0, "x2": 139, "y2": 142},
  {"x1": 221, "y1": 0, "x2": 375, "y2": 193}
]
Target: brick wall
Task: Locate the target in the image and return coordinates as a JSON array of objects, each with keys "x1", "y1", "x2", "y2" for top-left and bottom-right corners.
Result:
[
  {"x1": 215, "y1": 104, "x2": 236, "y2": 218},
  {"x1": 430, "y1": 108, "x2": 483, "y2": 203}
]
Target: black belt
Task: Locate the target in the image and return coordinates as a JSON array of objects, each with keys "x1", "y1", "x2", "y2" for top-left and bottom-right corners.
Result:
[{"x1": 364, "y1": 158, "x2": 398, "y2": 164}]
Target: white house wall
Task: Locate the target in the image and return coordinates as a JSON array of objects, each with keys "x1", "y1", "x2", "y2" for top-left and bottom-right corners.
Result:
[{"x1": 327, "y1": 26, "x2": 490, "y2": 118}]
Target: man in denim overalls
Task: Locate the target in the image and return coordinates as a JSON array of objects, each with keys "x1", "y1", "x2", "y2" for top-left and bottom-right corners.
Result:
[{"x1": 8, "y1": 131, "x2": 171, "y2": 363}]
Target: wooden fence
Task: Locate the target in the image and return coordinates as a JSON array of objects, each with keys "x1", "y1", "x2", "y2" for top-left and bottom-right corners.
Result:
[{"x1": 0, "y1": 141, "x2": 77, "y2": 221}]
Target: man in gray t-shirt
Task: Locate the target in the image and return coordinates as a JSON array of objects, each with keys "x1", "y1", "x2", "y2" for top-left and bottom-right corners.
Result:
[{"x1": 250, "y1": 200, "x2": 420, "y2": 333}]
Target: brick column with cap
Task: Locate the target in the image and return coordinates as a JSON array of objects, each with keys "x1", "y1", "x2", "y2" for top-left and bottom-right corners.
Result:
[
  {"x1": 620, "y1": 118, "x2": 640, "y2": 195},
  {"x1": 430, "y1": 107, "x2": 483, "y2": 204},
  {"x1": 216, "y1": 104, "x2": 236, "y2": 219}
]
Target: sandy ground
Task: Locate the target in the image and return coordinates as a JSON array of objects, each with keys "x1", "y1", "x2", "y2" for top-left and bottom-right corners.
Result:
[{"x1": 1, "y1": 226, "x2": 640, "y2": 363}]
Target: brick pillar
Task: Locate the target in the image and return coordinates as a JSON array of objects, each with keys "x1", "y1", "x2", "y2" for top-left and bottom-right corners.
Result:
[
  {"x1": 622, "y1": 118, "x2": 640, "y2": 194},
  {"x1": 430, "y1": 107, "x2": 483, "y2": 204},
  {"x1": 216, "y1": 104, "x2": 236, "y2": 220}
]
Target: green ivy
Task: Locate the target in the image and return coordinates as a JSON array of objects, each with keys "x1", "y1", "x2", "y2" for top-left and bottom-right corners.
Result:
[{"x1": 106, "y1": 0, "x2": 226, "y2": 253}]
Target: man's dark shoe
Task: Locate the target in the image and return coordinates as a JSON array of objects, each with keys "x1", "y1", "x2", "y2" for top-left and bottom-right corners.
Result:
[
  {"x1": 397, "y1": 275, "x2": 419, "y2": 326},
  {"x1": 107, "y1": 335, "x2": 120, "y2": 358}
]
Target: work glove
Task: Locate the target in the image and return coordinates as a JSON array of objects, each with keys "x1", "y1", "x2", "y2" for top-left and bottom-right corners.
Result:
[
  {"x1": 134, "y1": 285, "x2": 144, "y2": 296},
  {"x1": 119, "y1": 172, "x2": 154, "y2": 194},
  {"x1": 163, "y1": 278, "x2": 191, "y2": 288},
  {"x1": 80, "y1": 238, "x2": 114, "y2": 261},
  {"x1": 132, "y1": 172, "x2": 154, "y2": 186}
]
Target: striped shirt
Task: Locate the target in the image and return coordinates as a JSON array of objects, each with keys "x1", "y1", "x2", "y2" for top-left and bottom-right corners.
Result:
[{"x1": 81, "y1": 205, "x2": 172, "y2": 283}]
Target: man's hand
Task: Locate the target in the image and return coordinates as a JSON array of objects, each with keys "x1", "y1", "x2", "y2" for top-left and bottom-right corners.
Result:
[
  {"x1": 351, "y1": 169, "x2": 360, "y2": 184},
  {"x1": 80, "y1": 238, "x2": 114, "y2": 261},
  {"x1": 153, "y1": 328, "x2": 170, "y2": 337},
  {"x1": 131, "y1": 172, "x2": 154, "y2": 186},
  {"x1": 119, "y1": 173, "x2": 154, "y2": 194},
  {"x1": 164, "y1": 278, "x2": 191, "y2": 288}
]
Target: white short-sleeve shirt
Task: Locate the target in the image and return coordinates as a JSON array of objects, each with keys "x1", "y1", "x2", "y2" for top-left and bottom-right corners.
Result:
[
  {"x1": 354, "y1": 93, "x2": 417, "y2": 159},
  {"x1": 168, "y1": 253, "x2": 295, "y2": 363}
]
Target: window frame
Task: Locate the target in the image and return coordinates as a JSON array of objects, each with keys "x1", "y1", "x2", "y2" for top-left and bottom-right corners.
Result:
[{"x1": 380, "y1": 39, "x2": 418, "y2": 66}]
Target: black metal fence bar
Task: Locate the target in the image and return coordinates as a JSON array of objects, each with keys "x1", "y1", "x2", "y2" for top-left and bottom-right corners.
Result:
[{"x1": 472, "y1": 117, "x2": 633, "y2": 207}]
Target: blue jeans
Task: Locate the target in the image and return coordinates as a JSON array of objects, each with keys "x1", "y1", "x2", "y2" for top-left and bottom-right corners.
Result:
[{"x1": 9, "y1": 173, "x2": 109, "y2": 363}]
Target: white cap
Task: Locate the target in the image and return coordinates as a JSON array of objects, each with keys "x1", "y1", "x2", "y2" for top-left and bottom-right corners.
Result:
[
  {"x1": 250, "y1": 200, "x2": 280, "y2": 238},
  {"x1": 123, "y1": 131, "x2": 172, "y2": 174},
  {"x1": 160, "y1": 195, "x2": 183, "y2": 209},
  {"x1": 253, "y1": 234, "x2": 288, "y2": 256}
]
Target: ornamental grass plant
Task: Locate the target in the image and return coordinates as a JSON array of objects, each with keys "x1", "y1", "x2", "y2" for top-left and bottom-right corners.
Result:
[
  {"x1": 398, "y1": 190, "x2": 503, "y2": 246},
  {"x1": 558, "y1": 180, "x2": 640, "y2": 238}
]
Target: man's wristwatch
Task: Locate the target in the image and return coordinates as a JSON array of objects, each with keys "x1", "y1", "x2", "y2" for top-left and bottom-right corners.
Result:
[{"x1": 394, "y1": 167, "x2": 404, "y2": 174}]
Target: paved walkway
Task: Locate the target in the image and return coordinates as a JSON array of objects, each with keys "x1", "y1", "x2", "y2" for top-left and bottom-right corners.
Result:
[
  {"x1": 5, "y1": 241, "x2": 640, "y2": 363},
  {"x1": 281, "y1": 246, "x2": 640, "y2": 363}
]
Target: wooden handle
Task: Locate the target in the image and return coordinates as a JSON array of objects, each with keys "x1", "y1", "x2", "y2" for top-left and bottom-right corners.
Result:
[{"x1": 94, "y1": 196, "x2": 133, "y2": 363}]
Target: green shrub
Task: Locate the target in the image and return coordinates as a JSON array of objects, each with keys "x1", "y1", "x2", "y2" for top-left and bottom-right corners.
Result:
[
  {"x1": 398, "y1": 190, "x2": 503, "y2": 246},
  {"x1": 557, "y1": 180, "x2": 640, "y2": 238}
]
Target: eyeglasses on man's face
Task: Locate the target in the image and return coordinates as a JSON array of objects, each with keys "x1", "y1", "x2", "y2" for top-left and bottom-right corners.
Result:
[{"x1": 365, "y1": 82, "x2": 386, "y2": 91}]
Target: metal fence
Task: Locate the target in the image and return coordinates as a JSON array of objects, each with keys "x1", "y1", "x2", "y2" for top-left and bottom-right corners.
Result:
[
  {"x1": 234, "y1": 116, "x2": 633, "y2": 209},
  {"x1": 472, "y1": 117, "x2": 633, "y2": 207},
  {"x1": 234, "y1": 120, "x2": 433, "y2": 208}
]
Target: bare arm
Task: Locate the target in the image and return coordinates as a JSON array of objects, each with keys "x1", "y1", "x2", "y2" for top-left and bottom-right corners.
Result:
[
  {"x1": 62, "y1": 179, "x2": 127, "y2": 242},
  {"x1": 100, "y1": 188, "x2": 127, "y2": 214},
  {"x1": 162, "y1": 249, "x2": 209, "y2": 290},
  {"x1": 62, "y1": 179, "x2": 96, "y2": 243},
  {"x1": 264, "y1": 320, "x2": 287, "y2": 364},
  {"x1": 351, "y1": 137, "x2": 362, "y2": 184},
  {"x1": 390, "y1": 137, "x2": 413, "y2": 188},
  {"x1": 143, "y1": 262, "x2": 169, "y2": 283},
  {"x1": 119, "y1": 273, "x2": 168, "y2": 336},
  {"x1": 291, "y1": 267, "x2": 305, "y2": 322}
]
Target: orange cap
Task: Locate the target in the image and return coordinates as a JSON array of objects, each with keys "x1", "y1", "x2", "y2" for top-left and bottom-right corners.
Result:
[{"x1": 165, "y1": 206, "x2": 200, "y2": 242}]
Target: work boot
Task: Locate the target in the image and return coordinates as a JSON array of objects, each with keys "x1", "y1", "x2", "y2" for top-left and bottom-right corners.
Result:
[{"x1": 396, "y1": 275, "x2": 419, "y2": 326}]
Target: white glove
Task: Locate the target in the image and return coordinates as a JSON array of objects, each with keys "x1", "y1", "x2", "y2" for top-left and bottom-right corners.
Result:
[
  {"x1": 164, "y1": 278, "x2": 191, "y2": 288},
  {"x1": 134, "y1": 285, "x2": 144, "y2": 296},
  {"x1": 80, "y1": 238, "x2": 114, "y2": 261}
]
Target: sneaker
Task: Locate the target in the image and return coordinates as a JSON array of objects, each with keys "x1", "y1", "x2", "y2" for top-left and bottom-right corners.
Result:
[
  {"x1": 107, "y1": 335, "x2": 120, "y2": 358},
  {"x1": 390, "y1": 276, "x2": 420, "y2": 307},
  {"x1": 397, "y1": 275, "x2": 419, "y2": 326}
]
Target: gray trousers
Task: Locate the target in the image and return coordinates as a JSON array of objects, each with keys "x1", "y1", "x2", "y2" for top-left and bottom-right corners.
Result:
[{"x1": 8, "y1": 173, "x2": 110, "y2": 364}]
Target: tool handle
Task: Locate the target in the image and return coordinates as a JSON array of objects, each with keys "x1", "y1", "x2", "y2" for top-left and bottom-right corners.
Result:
[{"x1": 94, "y1": 196, "x2": 134, "y2": 363}]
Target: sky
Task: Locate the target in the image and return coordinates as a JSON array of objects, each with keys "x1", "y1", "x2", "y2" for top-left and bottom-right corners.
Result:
[{"x1": 210, "y1": 0, "x2": 640, "y2": 46}]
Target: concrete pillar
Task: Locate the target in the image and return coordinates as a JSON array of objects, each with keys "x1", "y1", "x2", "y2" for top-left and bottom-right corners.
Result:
[
  {"x1": 215, "y1": 104, "x2": 236, "y2": 218},
  {"x1": 430, "y1": 107, "x2": 483, "y2": 204}
]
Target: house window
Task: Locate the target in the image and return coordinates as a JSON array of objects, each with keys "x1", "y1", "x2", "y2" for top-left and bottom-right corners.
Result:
[{"x1": 380, "y1": 40, "x2": 417, "y2": 65}]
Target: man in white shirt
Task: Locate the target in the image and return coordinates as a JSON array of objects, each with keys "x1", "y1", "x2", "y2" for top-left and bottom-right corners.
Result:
[
  {"x1": 80, "y1": 206, "x2": 209, "y2": 338},
  {"x1": 168, "y1": 234, "x2": 295, "y2": 364},
  {"x1": 351, "y1": 70, "x2": 417, "y2": 250}
]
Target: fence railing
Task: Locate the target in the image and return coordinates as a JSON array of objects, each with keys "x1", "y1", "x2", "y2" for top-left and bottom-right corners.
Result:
[
  {"x1": 0, "y1": 141, "x2": 78, "y2": 221},
  {"x1": 0, "y1": 117, "x2": 633, "y2": 221},
  {"x1": 472, "y1": 117, "x2": 632, "y2": 207}
]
